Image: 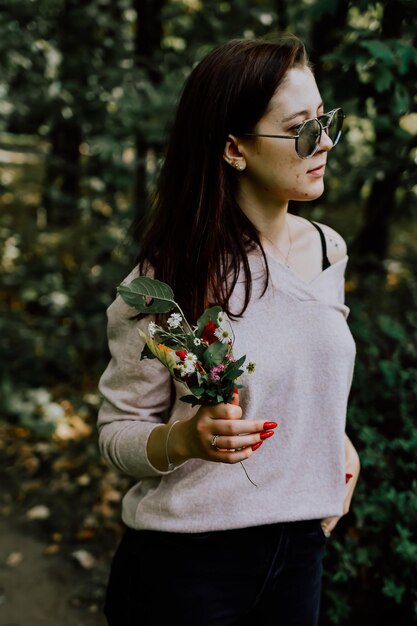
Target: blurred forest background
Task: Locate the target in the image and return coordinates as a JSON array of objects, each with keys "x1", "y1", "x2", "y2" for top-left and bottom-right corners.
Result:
[{"x1": 0, "y1": 0, "x2": 416, "y2": 624}]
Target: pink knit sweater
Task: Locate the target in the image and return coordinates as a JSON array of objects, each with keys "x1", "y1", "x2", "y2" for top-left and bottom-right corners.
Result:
[{"x1": 97, "y1": 249, "x2": 356, "y2": 532}]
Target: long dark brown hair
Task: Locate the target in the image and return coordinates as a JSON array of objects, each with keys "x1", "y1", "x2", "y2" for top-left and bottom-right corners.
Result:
[{"x1": 133, "y1": 35, "x2": 309, "y2": 323}]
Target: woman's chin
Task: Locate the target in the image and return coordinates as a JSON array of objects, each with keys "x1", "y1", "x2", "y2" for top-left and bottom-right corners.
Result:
[{"x1": 294, "y1": 184, "x2": 325, "y2": 203}]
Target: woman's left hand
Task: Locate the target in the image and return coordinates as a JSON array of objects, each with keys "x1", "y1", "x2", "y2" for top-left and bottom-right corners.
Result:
[{"x1": 320, "y1": 434, "x2": 360, "y2": 536}]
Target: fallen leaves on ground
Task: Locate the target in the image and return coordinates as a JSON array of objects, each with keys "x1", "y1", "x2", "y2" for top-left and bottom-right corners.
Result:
[{"x1": 1, "y1": 405, "x2": 130, "y2": 616}]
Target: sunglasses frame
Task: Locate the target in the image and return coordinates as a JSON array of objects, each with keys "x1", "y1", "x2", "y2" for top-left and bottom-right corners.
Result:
[{"x1": 242, "y1": 108, "x2": 345, "y2": 159}]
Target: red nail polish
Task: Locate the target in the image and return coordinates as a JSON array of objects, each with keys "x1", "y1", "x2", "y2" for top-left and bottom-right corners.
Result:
[
  {"x1": 260, "y1": 430, "x2": 274, "y2": 440},
  {"x1": 263, "y1": 421, "x2": 278, "y2": 430},
  {"x1": 252, "y1": 442, "x2": 263, "y2": 451},
  {"x1": 345, "y1": 473, "x2": 353, "y2": 483}
]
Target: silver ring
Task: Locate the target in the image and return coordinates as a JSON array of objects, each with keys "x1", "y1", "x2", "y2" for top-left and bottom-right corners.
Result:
[{"x1": 211, "y1": 434, "x2": 219, "y2": 448}]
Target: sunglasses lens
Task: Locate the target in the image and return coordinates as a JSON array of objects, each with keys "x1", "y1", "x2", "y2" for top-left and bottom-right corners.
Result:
[
  {"x1": 327, "y1": 109, "x2": 344, "y2": 145},
  {"x1": 297, "y1": 119, "x2": 321, "y2": 158}
]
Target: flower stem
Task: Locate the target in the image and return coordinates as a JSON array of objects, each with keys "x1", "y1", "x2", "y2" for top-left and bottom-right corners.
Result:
[
  {"x1": 240, "y1": 461, "x2": 258, "y2": 487},
  {"x1": 173, "y1": 302, "x2": 194, "y2": 336}
]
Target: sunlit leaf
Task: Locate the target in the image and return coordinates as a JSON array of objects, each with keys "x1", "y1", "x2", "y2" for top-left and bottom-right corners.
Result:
[{"x1": 138, "y1": 330, "x2": 178, "y2": 376}]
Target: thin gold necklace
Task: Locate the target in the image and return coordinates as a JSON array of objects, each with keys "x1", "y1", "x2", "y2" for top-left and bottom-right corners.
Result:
[{"x1": 265, "y1": 219, "x2": 293, "y2": 268}]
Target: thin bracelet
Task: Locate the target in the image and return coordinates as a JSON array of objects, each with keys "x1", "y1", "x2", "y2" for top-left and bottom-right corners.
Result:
[{"x1": 165, "y1": 420, "x2": 180, "y2": 471}]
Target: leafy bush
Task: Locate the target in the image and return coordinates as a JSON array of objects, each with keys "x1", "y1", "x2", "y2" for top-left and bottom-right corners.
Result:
[{"x1": 321, "y1": 260, "x2": 417, "y2": 625}]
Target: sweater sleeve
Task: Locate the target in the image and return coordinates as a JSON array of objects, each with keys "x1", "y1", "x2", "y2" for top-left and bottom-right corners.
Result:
[{"x1": 97, "y1": 292, "x2": 174, "y2": 479}]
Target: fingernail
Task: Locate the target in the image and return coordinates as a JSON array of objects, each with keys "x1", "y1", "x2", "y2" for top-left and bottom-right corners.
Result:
[
  {"x1": 260, "y1": 430, "x2": 274, "y2": 440},
  {"x1": 345, "y1": 473, "x2": 353, "y2": 483},
  {"x1": 251, "y1": 442, "x2": 263, "y2": 451},
  {"x1": 263, "y1": 421, "x2": 278, "y2": 430}
]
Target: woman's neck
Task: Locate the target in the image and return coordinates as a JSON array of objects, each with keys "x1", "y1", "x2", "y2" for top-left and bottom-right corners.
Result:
[{"x1": 236, "y1": 186, "x2": 289, "y2": 246}]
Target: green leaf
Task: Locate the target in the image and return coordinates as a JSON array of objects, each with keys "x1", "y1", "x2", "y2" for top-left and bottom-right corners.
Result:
[
  {"x1": 202, "y1": 341, "x2": 228, "y2": 368},
  {"x1": 196, "y1": 306, "x2": 222, "y2": 336},
  {"x1": 180, "y1": 394, "x2": 201, "y2": 406},
  {"x1": 382, "y1": 577, "x2": 406, "y2": 604},
  {"x1": 373, "y1": 66, "x2": 394, "y2": 92},
  {"x1": 379, "y1": 360, "x2": 397, "y2": 387},
  {"x1": 361, "y1": 40, "x2": 396, "y2": 65},
  {"x1": 378, "y1": 315, "x2": 407, "y2": 342},
  {"x1": 393, "y1": 84, "x2": 410, "y2": 115},
  {"x1": 394, "y1": 40, "x2": 417, "y2": 74},
  {"x1": 224, "y1": 355, "x2": 246, "y2": 380},
  {"x1": 117, "y1": 276, "x2": 177, "y2": 314}
]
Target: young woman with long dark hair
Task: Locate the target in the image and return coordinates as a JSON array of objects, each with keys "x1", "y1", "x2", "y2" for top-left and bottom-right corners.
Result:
[{"x1": 98, "y1": 34, "x2": 360, "y2": 626}]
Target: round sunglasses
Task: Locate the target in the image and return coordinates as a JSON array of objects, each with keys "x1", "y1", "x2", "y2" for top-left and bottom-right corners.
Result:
[{"x1": 242, "y1": 108, "x2": 345, "y2": 159}]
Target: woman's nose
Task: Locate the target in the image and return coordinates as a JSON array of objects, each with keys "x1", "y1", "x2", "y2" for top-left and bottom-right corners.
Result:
[{"x1": 318, "y1": 128, "x2": 334, "y2": 152}]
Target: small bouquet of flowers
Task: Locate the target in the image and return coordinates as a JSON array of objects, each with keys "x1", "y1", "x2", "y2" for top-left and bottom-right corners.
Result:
[{"x1": 117, "y1": 276, "x2": 255, "y2": 407}]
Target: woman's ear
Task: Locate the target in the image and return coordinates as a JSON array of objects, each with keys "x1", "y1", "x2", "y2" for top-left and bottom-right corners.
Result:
[{"x1": 223, "y1": 134, "x2": 246, "y2": 171}]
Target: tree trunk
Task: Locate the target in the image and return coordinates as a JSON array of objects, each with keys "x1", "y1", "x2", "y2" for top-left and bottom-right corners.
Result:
[
  {"x1": 353, "y1": 173, "x2": 398, "y2": 264},
  {"x1": 43, "y1": 118, "x2": 82, "y2": 226},
  {"x1": 42, "y1": 0, "x2": 86, "y2": 227},
  {"x1": 132, "y1": 0, "x2": 165, "y2": 225},
  {"x1": 309, "y1": 0, "x2": 349, "y2": 86},
  {"x1": 275, "y1": 0, "x2": 289, "y2": 32}
]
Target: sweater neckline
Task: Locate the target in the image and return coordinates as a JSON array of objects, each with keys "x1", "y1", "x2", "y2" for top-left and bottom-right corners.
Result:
[{"x1": 264, "y1": 250, "x2": 348, "y2": 287}]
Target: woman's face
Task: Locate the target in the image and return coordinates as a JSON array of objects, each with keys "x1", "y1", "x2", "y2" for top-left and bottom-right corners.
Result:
[{"x1": 236, "y1": 66, "x2": 333, "y2": 208}]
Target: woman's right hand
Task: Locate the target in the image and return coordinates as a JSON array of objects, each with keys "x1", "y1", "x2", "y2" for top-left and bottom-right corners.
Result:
[{"x1": 171, "y1": 396, "x2": 278, "y2": 466}]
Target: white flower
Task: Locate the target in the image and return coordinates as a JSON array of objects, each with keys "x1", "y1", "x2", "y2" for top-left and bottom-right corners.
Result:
[
  {"x1": 177, "y1": 363, "x2": 192, "y2": 377},
  {"x1": 214, "y1": 326, "x2": 232, "y2": 344},
  {"x1": 193, "y1": 337, "x2": 201, "y2": 346},
  {"x1": 148, "y1": 321, "x2": 157, "y2": 337},
  {"x1": 217, "y1": 311, "x2": 227, "y2": 325},
  {"x1": 177, "y1": 365, "x2": 188, "y2": 378},
  {"x1": 175, "y1": 352, "x2": 198, "y2": 377},
  {"x1": 181, "y1": 352, "x2": 198, "y2": 374},
  {"x1": 184, "y1": 352, "x2": 197, "y2": 366},
  {"x1": 167, "y1": 312, "x2": 183, "y2": 329}
]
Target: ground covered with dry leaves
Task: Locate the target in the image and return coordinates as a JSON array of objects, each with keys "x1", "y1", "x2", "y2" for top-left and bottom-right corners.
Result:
[{"x1": 0, "y1": 409, "x2": 131, "y2": 626}]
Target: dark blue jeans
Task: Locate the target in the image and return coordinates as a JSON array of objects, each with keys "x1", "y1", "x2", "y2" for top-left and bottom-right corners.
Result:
[{"x1": 104, "y1": 519, "x2": 329, "y2": 626}]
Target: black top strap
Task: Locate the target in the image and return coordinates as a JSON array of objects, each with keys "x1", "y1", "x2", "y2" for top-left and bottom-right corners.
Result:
[{"x1": 310, "y1": 221, "x2": 331, "y2": 271}]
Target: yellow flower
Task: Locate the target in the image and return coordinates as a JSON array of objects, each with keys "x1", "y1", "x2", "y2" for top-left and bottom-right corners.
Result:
[
  {"x1": 138, "y1": 330, "x2": 178, "y2": 375},
  {"x1": 157, "y1": 343, "x2": 172, "y2": 353}
]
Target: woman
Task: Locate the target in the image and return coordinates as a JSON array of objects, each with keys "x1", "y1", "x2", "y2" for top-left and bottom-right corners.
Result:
[{"x1": 98, "y1": 34, "x2": 360, "y2": 626}]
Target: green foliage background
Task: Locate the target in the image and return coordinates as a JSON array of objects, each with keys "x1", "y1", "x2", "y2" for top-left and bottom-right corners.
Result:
[{"x1": 0, "y1": 0, "x2": 416, "y2": 624}]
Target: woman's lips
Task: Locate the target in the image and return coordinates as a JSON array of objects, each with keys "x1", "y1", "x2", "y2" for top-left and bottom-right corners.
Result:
[{"x1": 307, "y1": 163, "x2": 326, "y2": 177}]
